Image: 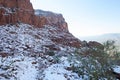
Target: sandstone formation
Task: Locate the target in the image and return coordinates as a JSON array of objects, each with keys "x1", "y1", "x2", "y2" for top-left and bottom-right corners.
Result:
[
  {"x1": 0, "y1": 0, "x2": 33, "y2": 10},
  {"x1": 0, "y1": 0, "x2": 81, "y2": 48},
  {"x1": 0, "y1": 0, "x2": 34, "y2": 25},
  {"x1": 0, "y1": 0, "x2": 68, "y2": 30},
  {"x1": 0, "y1": 0, "x2": 105, "y2": 48}
]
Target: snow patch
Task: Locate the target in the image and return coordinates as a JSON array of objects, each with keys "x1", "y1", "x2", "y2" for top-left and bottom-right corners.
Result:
[
  {"x1": 113, "y1": 66, "x2": 120, "y2": 73},
  {"x1": 15, "y1": 57, "x2": 38, "y2": 80},
  {"x1": 0, "y1": 56, "x2": 38, "y2": 80},
  {"x1": 43, "y1": 56, "x2": 80, "y2": 80}
]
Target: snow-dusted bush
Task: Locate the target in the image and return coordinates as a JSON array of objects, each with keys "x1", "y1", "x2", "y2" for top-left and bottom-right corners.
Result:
[{"x1": 68, "y1": 40, "x2": 120, "y2": 79}]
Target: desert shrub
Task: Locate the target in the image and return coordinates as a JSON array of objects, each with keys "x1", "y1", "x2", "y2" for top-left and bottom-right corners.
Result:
[
  {"x1": 103, "y1": 40, "x2": 120, "y2": 65},
  {"x1": 46, "y1": 50, "x2": 55, "y2": 56},
  {"x1": 69, "y1": 40, "x2": 120, "y2": 79},
  {"x1": 68, "y1": 53, "x2": 116, "y2": 80},
  {"x1": 53, "y1": 56, "x2": 60, "y2": 63}
]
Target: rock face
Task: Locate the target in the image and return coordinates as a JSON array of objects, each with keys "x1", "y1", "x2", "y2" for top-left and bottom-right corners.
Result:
[
  {"x1": 0, "y1": 0, "x2": 33, "y2": 10},
  {"x1": 88, "y1": 41, "x2": 104, "y2": 49},
  {"x1": 0, "y1": 0, "x2": 34, "y2": 25},
  {"x1": 0, "y1": 0, "x2": 103, "y2": 49},
  {"x1": 35, "y1": 10, "x2": 68, "y2": 31},
  {"x1": 0, "y1": 0, "x2": 81, "y2": 48},
  {"x1": 0, "y1": 0, "x2": 68, "y2": 31}
]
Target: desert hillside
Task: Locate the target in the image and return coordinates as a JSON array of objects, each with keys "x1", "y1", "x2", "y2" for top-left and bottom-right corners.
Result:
[{"x1": 0, "y1": 0, "x2": 120, "y2": 80}]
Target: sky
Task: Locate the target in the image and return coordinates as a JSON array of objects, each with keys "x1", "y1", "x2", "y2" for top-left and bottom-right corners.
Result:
[{"x1": 30, "y1": 0, "x2": 120, "y2": 37}]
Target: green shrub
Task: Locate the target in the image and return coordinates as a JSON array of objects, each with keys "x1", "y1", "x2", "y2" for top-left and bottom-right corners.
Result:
[
  {"x1": 69, "y1": 40, "x2": 120, "y2": 79},
  {"x1": 46, "y1": 50, "x2": 55, "y2": 56}
]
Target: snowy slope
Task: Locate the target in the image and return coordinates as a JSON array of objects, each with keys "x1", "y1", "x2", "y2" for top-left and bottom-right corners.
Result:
[
  {"x1": 0, "y1": 23, "x2": 81, "y2": 80},
  {"x1": 0, "y1": 56, "x2": 38, "y2": 80},
  {"x1": 0, "y1": 23, "x2": 119, "y2": 80}
]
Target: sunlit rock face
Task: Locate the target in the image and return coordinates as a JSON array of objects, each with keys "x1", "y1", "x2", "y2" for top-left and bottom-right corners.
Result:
[{"x1": 0, "y1": 0, "x2": 68, "y2": 31}]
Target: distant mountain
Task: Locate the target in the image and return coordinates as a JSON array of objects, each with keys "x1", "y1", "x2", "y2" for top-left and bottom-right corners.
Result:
[{"x1": 79, "y1": 33, "x2": 120, "y2": 46}]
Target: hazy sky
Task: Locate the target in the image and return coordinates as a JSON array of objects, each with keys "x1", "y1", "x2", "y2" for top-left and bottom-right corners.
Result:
[{"x1": 30, "y1": 0, "x2": 120, "y2": 37}]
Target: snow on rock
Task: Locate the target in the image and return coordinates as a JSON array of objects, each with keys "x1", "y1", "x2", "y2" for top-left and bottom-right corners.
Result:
[
  {"x1": 0, "y1": 23, "x2": 109, "y2": 79},
  {"x1": 0, "y1": 23, "x2": 82, "y2": 80},
  {"x1": 0, "y1": 54, "x2": 81, "y2": 80},
  {"x1": 0, "y1": 55, "x2": 38, "y2": 80},
  {"x1": 0, "y1": 23, "x2": 81, "y2": 55},
  {"x1": 43, "y1": 57, "x2": 80, "y2": 80},
  {"x1": 0, "y1": 26, "x2": 116, "y2": 80},
  {"x1": 15, "y1": 57, "x2": 38, "y2": 80},
  {"x1": 113, "y1": 66, "x2": 120, "y2": 73}
]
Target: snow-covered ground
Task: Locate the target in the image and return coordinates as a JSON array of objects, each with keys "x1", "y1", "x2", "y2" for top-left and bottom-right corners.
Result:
[
  {"x1": 0, "y1": 23, "x2": 81, "y2": 80},
  {"x1": 0, "y1": 23, "x2": 119, "y2": 80},
  {"x1": 0, "y1": 55, "x2": 82, "y2": 80},
  {"x1": 43, "y1": 56, "x2": 80, "y2": 80},
  {"x1": 0, "y1": 23, "x2": 76, "y2": 54},
  {"x1": 113, "y1": 66, "x2": 120, "y2": 74},
  {"x1": 0, "y1": 55, "x2": 38, "y2": 80}
]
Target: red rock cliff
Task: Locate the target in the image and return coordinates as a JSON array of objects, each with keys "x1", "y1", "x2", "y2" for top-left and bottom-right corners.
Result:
[{"x1": 0, "y1": 0, "x2": 68, "y2": 31}]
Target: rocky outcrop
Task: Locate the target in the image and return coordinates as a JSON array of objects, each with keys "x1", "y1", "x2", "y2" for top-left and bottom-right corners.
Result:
[
  {"x1": 0, "y1": 0, "x2": 34, "y2": 25},
  {"x1": 35, "y1": 10, "x2": 68, "y2": 30},
  {"x1": 51, "y1": 36, "x2": 81, "y2": 48},
  {"x1": 0, "y1": 0, "x2": 68, "y2": 31},
  {"x1": 0, "y1": 0, "x2": 103, "y2": 49},
  {"x1": 0, "y1": 0, "x2": 80, "y2": 48},
  {"x1": 88, "y1": 41, "x2": 104, "y2": 49}
]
